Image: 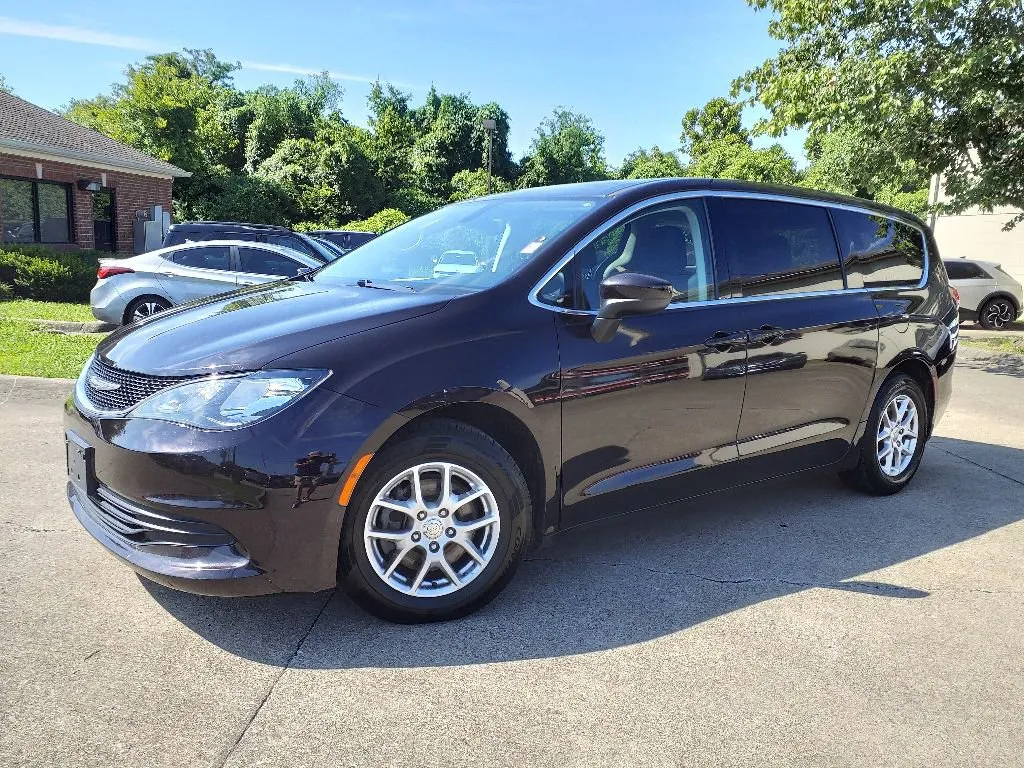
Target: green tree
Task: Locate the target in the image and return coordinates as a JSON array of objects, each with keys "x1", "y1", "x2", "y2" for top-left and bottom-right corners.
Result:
[
  {"x1": 448, "y1": 169, "x2": 512, "y2": 202},
  {"x1": 0, "y1": 74, "x2": 11, "y2": 94},
  {"x1": 518, "y1": 109, "x2": 608, "y2": 188},
  {"x1": 801, "y1": 129, "x2": 929, "y2": 216},
  {"x1": 620, "y1": 146, "x2": 686, "y2": 179},
  {"x1": 680, "y1": 97, "x2": 748, "y2": 159},
  {"x1": 63, "y1": 49, "x2": 242, "y2": 212},
  {"x1": 367, "y1": 82, "x2": 417, "y2": 196},
  {"x1": 680, "y1": 98, "x2": 798, "y2": 185},
  {"x1": 242, "y1": 74, "x2": 342, "y2": 171},
  {"x1": 736, "y1": 0, "x2": 1024, "y2": 222}
]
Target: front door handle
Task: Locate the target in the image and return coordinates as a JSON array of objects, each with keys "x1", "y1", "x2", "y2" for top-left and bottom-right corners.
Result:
[
  {"x1": 704, "y1": 330, "x2": 747, "y2": 352},
  {"x1": 749, "y1": 325, "x2": 785, "y2": 345}
]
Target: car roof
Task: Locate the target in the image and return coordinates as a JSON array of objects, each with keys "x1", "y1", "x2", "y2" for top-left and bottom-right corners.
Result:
[
  {"x1": 168, "y1": 221, "x2": 292, "y2": 233},
  {"x1": 946, "y1": 257, "x2": 1001, "y2": 269},
  {"x1": 154, "y1": 239, "x2": 321, "y2": 266},
  {"x1": 308, "y1": 229, "x2": 375, "y2": 236},
  {"x1": 477, "y1": 178, "x2": 929, "y2": 227}
]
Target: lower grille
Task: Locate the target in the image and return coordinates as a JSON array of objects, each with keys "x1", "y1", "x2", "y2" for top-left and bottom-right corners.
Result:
[
  {"x1": 88, "y1": 485, "x2": 235, "y2": 548},
  {"x1": 83, "y1": 356, "x2": 196, "y2": 413}
]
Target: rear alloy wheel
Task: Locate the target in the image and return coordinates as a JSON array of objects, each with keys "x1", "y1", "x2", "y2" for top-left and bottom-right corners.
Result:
[
  {"x1": 978, "y1": 297, "x2": 1016, "y2": 330},
  {"x1": 339, "y1": 419, "x2": 532, "y2": 623},
  {"x1": 840, "y1": 373, "x2": 928, "y2": 496},
  {"x1": 124, "y1": 296, "x2": 171, "y2": 325}
]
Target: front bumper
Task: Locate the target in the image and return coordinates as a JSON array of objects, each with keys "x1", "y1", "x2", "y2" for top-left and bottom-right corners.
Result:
[{"x1": 64, "y1": 385, "x2": 397, "y2": 596}]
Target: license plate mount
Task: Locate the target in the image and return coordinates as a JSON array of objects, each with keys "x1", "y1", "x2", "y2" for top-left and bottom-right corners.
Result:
[{"x1": 66, "y1": 430, "x2": 96, "y2": 497}]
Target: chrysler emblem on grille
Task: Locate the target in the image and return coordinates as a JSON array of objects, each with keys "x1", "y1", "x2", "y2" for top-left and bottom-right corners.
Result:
[{"x1": 88, "y1": 374, "x2": 121, "y2": 391}]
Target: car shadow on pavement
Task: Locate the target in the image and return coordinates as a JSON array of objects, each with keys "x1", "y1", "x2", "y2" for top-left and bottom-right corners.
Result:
[
  {"x1": 144, "y1": 437, "x2": 1024, "y2": 669},
  {"x1": 956, "y1": 353, "x2": 1024, "y2": 379}
]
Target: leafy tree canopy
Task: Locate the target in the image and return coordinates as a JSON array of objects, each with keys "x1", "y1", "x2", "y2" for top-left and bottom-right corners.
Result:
[
  {"x1": 620, "y1": 146, "x2": 686, "y2": 179},
  {"x1": 518, "y1": 108, "x2": 609, "y2": 188},
  {"x1": 735, "y1": 0, "x2": 1024, "y2": 220}
]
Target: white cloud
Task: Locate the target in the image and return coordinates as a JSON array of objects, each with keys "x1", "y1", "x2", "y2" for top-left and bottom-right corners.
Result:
[
  {"x1": 241, "y1": 60, "x2": 419, "y2": 90},
  {"x1": 0, "y1": 16, "x2": 165, "y2": 50}
]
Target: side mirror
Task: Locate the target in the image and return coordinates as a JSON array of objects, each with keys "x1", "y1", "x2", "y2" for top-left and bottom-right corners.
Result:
[{"x1": 592, "y1": 272, "x2": 673, "y2": 342}]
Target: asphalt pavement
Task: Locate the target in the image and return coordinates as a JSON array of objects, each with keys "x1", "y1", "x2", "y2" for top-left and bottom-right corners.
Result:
[{"x1": 1, "y1": 347, "x2": 1022, "y2": 767}]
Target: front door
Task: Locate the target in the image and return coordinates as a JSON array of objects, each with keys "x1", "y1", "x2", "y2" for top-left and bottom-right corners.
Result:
[
  {"x1": 92, "y1": 188, "x2": 115, "y2": 252},
  {"x1": 553, "y1": 197, "x2": 749, "y2": 528}
]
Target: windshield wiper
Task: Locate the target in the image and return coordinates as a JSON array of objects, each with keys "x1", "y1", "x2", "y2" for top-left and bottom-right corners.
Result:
[{"x1": 355, "y1": 279, "x2": 415, "y2": 292}]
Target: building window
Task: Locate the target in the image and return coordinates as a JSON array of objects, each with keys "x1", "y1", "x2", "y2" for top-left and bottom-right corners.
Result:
[{"x1": 0, "y1": 178, "x2": 72, "y2": 244}]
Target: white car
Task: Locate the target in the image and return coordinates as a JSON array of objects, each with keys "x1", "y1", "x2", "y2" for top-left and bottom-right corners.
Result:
[
  {"x1": 944, "y1": 257, "x2": 1023, "y2": 330},
  {"x1": 432, "y1": 250, "x2": 483, "y2": 278},
  {"x1": 90, "y1": 240, "x2": 322, "y2": 326}
]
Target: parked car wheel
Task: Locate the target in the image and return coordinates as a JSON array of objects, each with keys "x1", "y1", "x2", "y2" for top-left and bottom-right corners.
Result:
[
  {"x1": 978, "y1": 297, "x2": 1016, "y2": 330},
  {"x1": 840, "y1": 373, "x2": 928, "y2": 496},
  {"x1": 338, "y1": 419, "x2": 533, "y2": 623},
  {"x1": 123, "y1": 296, "x2": 171, "y2": 325}
]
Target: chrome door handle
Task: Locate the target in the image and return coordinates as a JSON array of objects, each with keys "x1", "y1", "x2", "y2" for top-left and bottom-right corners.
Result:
[
  {"x1": 704, "y1": 330, "x2": 747, "y2": 352},
  {"x1": 749, "y1": 325, "x2": 785, "y2": 345}
]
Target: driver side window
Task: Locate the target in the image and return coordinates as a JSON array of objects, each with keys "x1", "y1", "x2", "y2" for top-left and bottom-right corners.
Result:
[{"x1": 576, "y1": 199, "x2": 715, "y2": 310}]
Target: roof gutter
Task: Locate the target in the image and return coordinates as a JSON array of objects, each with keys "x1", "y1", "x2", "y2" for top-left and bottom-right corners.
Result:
[{"x1": 0, "y1": 138, "x2": 192, "y2": 179}]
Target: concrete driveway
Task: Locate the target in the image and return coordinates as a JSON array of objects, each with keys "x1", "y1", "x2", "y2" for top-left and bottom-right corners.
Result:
[{"x1": 1, "y1": 349, "x2": 1022, "y2": 767}]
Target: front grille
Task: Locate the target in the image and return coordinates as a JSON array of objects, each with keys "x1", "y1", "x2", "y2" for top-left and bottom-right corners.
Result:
[
  {"x1": 83, "y1": 356, "x2": 196, "y2": 413},
  {"x1": 89, "y1": 485, "x2": 235, "y2": 548}
]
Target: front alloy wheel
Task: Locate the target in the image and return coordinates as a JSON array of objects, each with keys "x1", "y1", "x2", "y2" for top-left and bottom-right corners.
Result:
[
  {"x1": 363, "y1": 462, "x2": 501, "y2": 597},
  {"x1": 339, "y1": 419, "x2": 532, "y2": 623}
]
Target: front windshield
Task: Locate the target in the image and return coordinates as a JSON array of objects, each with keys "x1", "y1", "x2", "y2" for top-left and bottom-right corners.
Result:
[{"x1": 313, "y1": 197, "x2": 598, "y2": 293}]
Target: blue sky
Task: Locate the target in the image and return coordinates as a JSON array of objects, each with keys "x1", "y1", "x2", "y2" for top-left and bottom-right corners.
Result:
[{"x1": 0, "y1": 0, "x2": 806, "y2": 167}]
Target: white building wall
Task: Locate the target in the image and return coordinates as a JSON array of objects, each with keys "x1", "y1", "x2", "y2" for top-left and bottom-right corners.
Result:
[{"x1": 929, "y1": 174, "x2": 1024, "y2": 285}]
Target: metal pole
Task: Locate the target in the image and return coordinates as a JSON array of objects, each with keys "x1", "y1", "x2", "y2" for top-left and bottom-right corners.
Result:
[{"x1": 482, "y1": 118, "x2": 496, "y2": 195}]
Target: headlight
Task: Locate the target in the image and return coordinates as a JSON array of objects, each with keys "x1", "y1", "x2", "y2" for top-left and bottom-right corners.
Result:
[{"x1": 128, "y1": 369, "x2": 330, "y2": 429}]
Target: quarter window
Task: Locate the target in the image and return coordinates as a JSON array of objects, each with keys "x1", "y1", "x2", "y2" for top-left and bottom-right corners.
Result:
[
  {"x1": 713, "y1": 198, "x2": 843, "y2": 297},
  {"x1": 237, "y1": 247, "x2": 303, "y2": 277},
  {"x1": 943, "y1": 260, "x2": 988, "y2": 281},
  {"x1": 1, "y1": 178, "x2": 71, "y2": 244},
  {"x1": 575, "y1": 199, "x2": 714, "y2": 310},
  {"x1": 172, "y1": 245, "x2": 231, "y2": 271},
  {"x1": 831, "y1": 210, "x2": 925, "y2": 288}
]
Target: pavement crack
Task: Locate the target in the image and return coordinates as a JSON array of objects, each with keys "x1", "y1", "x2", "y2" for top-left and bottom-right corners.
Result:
[
  {"x1": 932, "y1": 444, "x2": 1024, "y2": 488},
  {"x1": 83, "y1": 649, "x2": 101, "y2": 661},
  {"x1": 1, "y1": 522, "x2": 77, "y2": 534},
  {"x1": 213, "y1": 590, "x2": 335, "y2": 768}
]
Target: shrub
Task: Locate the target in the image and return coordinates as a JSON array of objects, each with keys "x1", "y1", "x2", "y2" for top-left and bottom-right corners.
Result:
[
  {"x1": 0, "y1": 282, "x2": 14, "y2": 301},
  {"x1": 0, "y1": 246, "x2": 103, "y2": 302},
  {"x1": 340, "y1": 208, "x2": 411, "y2": 234}
]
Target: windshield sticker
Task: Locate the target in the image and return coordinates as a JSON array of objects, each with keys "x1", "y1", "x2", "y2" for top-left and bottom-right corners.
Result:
[{"x1": 520, "y1": 236, "x2": 546, "y2": 254}]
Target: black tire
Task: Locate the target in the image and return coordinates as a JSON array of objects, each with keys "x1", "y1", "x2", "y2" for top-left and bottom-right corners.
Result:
[
  {"x1": 123, "y1": 295, "x2": 172, "y2": 325},
  {"x1": 840, "y1": 373, "x2": 928, "y2": 496},
  {"x1": 338, "y1": 418, "x2": 533, "y2": 623},
  {"x1": 978, "y1": 297, "x2": 1016, "y2": 330}
]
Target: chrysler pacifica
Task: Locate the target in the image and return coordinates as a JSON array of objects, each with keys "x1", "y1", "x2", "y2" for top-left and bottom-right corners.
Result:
[{"x1": 65, "y1": 179, "x2": 958, "y2": 622}]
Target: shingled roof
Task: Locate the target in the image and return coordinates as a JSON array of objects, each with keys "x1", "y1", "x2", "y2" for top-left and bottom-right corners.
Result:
[{"x1": 0, "y1": 90, "x2": 190, "y2": 178}]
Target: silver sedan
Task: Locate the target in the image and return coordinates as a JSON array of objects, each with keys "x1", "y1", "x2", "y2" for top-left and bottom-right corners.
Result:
[{"x1": 90, "y1": 240, "x2": 323, "y2": 325}]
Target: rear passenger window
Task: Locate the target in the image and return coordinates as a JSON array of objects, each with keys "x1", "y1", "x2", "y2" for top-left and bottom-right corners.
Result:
[
  {"x1": 944, "y1": 260, "x2": 988, "y2": 280},
  {"x1": 831, "y1": 210, "x2": 925, "y2": 288},
  {"x1": 172, "y1": 245, "x2": 230, "y2": 271},
  {"x1": 713, "y1": 198, "x2": 843, "y2": 297},
  {"x1": 238, "y1": 247, "x2": 303, "y2": 277}
]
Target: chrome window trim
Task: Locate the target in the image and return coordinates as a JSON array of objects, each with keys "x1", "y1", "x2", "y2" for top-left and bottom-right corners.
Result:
[{"x1": 528, "y1": 189, "x2": 930, "y2": 315}]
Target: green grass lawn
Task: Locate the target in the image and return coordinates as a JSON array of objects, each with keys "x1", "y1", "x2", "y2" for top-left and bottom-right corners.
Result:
[
  {"x1": 0, "y1": 300, "x2": 96, "y2": 322},
  {"x1": 961, "y1": 335, "x2": 1024, "y2": 355},
  {"x1": 0, "y1": 319, "x2": 101, "y2": 378}
]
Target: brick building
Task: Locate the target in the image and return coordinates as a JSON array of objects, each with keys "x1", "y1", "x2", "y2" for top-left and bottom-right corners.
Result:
[{"x1": 0, "y1": 90, "x2": 189, "y2": 255}]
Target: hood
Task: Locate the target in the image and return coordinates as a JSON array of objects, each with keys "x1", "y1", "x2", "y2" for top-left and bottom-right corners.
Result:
[{"x1": 97, "y1": 281, "x2": 450, "y2": 375}]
